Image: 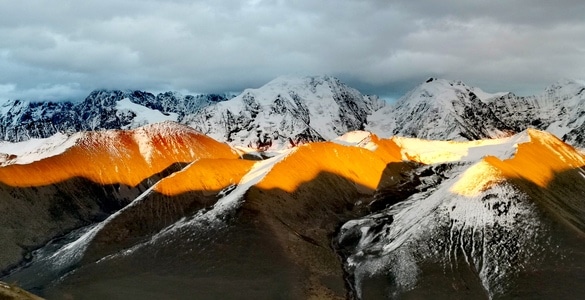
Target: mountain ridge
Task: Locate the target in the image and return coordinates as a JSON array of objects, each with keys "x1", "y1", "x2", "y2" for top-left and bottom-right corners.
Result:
[
  {"x1": 1, "y1": 122, "x2": 584, "y2": 299},
  {"x1": 1, "y1": 75, "x2": 585, "y2": 150},
  {"x1": 187, "y1": 75, "x2": 385, "y2": 148},
  {"x1": 367, "y1": 77, "x2": 585, "y2": 148},
  {"x1": 0, "y1": 89, "x2": 232, "y2": 142}
]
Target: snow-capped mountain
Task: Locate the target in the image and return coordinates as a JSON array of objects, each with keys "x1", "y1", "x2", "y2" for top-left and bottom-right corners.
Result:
[
  {"x1": 0, "y1": 76, "x2": 383, "y2": 149},
  {"x1": 337, "y1": 129, "x2": 585, "y2": 299},
  {"x1": 0, "y1": 90, "x2": 231, "y2": 142},
  {"x1": 186, "y1": 75, "x2": 385, "y2": 148},
  {"x1": 487, "y1": 78, "x2": 585, "y2": 147},
  {"x1": 367, "y1": 78, "x2": 513, "y2": 140},
  {"x1": 367, "y1": 77, "x2": 585, "y2": 148},
  {"x1": 2, "y1": 75, "x2": 584, "y2": 150},
  {"x1": 1, "y1": 122, "x2": 584, "y2": 299},
  {"x1": 3, "y1": 76, "x2": 585, "y2": 299}
]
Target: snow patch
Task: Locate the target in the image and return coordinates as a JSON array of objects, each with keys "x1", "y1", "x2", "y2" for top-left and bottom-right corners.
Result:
[
  {"x1": 546, "y1": 121, "x2": 572, "y2": 139},
  {"x1": 333, "y1": 131, "x2": 378, "y2": 152},
  {"x1": 0, "y1": 132, "x2": 80, "y2": 165},
  {"x1": 394, "y1": 130, "x2": 531, "y2": 164},
  {"x1": 115, "y1": 98, "x2": 178, "y2": 128},
  {"x1": 132, "y1": 128, "x2": 155, "y2": 164}
]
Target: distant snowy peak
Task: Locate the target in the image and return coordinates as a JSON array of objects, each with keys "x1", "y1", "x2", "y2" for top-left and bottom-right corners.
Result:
[
  {"x1": 488, "y1": 78, "x2": 585, "y2": 147},
  {"x1": 367, "y1": 78, "x2": 512, "y2": 141},
  {"x1": 115, "y1": 98, "x2": 178, "y2": 129},
  {"x1": 0, "y1": 89, "x2": 231, "y2": 142},
  {"x1": 187, "y1": 75, "x2": 385, "y2": 149},
  {"x1": 2, "y1": 75, "x2": 585, "y2": 150},
  {"x1": 0, "y1": 75, "x2": 383, "y2": 147},
  {"x1": 542, "y1": 78, "x2": 585, "y2": 99},
  {"x1": 367, "y1": 77, "x2": 585, "y2": 148},
  {"x1": 397, "y1": 78, "x2": 506, "y2": 107}
]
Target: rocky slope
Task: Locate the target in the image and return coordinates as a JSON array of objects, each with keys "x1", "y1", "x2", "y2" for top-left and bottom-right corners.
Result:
[
  {"x1": 487, "y1": 79, "x2": 585, "y2": 147},
  {"x1": 0, "y1": 281, "x2": 43, "y2": 300},
  {"x1": 0, "y1": 90, "x2": 231, "y2": 142},
  {"x1": 2, "y1": 76, "x2": 584, "y2": 150},
  {"x1": 186, "y1": 75, "x2": 385, "y2": 149},
  {"x1": 1, "y1": 126, "x2": 584, "y2": 299},
  {"x1": 0, "y1": 128, "x2": 411, "y2": 299},
  {"x1": 338, "y1": 129, "x2": 585, "y2": 299}
]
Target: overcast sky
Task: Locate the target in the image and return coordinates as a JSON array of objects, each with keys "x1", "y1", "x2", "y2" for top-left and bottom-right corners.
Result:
[{"x1": 1, "y1": 0, "x2": 584, "y2": 102}]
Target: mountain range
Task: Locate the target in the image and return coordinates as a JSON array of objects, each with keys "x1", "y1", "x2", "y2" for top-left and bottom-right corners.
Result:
[
  {"x1": 0, "y1": 76, "x2": 584, "y2": 299},
  {"x1": 1, "y1": 76, "x2": 584, "y2": 149}
]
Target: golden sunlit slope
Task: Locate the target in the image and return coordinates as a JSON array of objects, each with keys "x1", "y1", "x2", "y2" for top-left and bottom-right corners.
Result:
[
  {"x1": 256, "y1": 141, "x2": 401, "y2": 193},
  {"x1": 0, "y1": 122, "x2": 238, "y2": 187},
  {"x1": 484, "y1": 129, "x2": 585, "y2": 187},
  {"x1": 338, "y1": 131, "x2": 585, "y2": 300},
  {"x1": 154, "y1": 158, "x2": 255, "y2": 196},
  {"x1": 333, "y1": 130, "x2": 403, "y2": 162},
  {"x1": 448, "y1": 129, "x2": 585, "y2": 196},
  {"x1": 482, "y1": 129, "x2": 585, "y2": 232},
  {"x1": 0, "y1": 281, "x2": 43, "y2": 300},
  {"x1": 442, "y1": 129, "x2": 585, "y2": 236},
  {"x1": 392, "y1": 133, "x2": 529, "y2": 164},
  {"x1": 84, "y1": 141, "x2": 402, "y2": 264}
]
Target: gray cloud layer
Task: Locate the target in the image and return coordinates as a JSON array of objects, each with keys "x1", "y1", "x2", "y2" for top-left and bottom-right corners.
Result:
[{"x1": 0, "y1": 0, "x2": 584, "y2": 102}]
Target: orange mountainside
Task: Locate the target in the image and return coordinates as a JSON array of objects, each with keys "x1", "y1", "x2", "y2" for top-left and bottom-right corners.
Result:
[
  {"x1": 1, "y1": 123, "x2": 585, "y2": 300},
  {"x1": 0, "y1": 123, "x2": 238, "y2": 188}
]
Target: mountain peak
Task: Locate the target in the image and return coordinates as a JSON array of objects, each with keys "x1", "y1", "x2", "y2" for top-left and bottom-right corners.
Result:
[
  {"x1": 399, "y1": 78, "x2": 478, "y2": 106},
  {"x1": 256, "y1": 75, "x2": 342, "y2": 95},
  {"x1": 367, "y1": 78, "x2": 513, "y2": 140},
  {"x1": 189, "y1": 75, "x2": 383, "y2": 148},
  {"x1": 543, "y1": 78, "x2": 585, "y2": 97},
  {"x1": 268, "y1": 74, "x2": 338, "y2": 84}
]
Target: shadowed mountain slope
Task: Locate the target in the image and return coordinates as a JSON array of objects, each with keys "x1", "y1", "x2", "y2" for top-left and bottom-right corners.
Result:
[
  {"x1": 0, "y1": 122, "x2": 238, "y2": 273},
  {"x1": 2, "y1": 128, "x2": 585, "y2": 299},
  {"x1": 5, "y1": 134, "x2": 410, "y2": 299}
]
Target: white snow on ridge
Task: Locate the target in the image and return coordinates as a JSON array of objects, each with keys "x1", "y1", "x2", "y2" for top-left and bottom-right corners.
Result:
[
  {"x1": 215, "y1": 76, "x2": 344, "y2": 140},
  {"x1": 334, "y1": 131, "x2": 371, "y2": 145},
  {"x1": 471, "y1": 88, "x2": 509, "y2": 103},
  {"x1": 132, "y1": 129, "x2": 155, "y2": 164},
  {"x1": 0, "y1": 132, "x2": 80, "y2": 165},
  {"x1": 545, "y1": 121, "x2": 573, "y2": 140},
  {"x1": 68, "y1": 148, "x2": 297, "y2": 262},
  {"x1": 333, "y1": 131, "x2": 378, "y2": 151},
  {"x1": 392, "y1": 131, "x2": 531, "y2": 164},
  {"x1": 115, "y1": 98, "x2": 178, "y2": 129},
  {"x1": 205, "y1": 148, "x2": 295, "y2": 216},
  {"x1": 343, "y1": 157, "x2": 541, "y2": 298}
]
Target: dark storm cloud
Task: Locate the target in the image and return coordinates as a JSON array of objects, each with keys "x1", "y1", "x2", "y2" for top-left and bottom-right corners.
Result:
[{"x1": 0, "y1": 0, "x2": 584, "y2": 102}]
